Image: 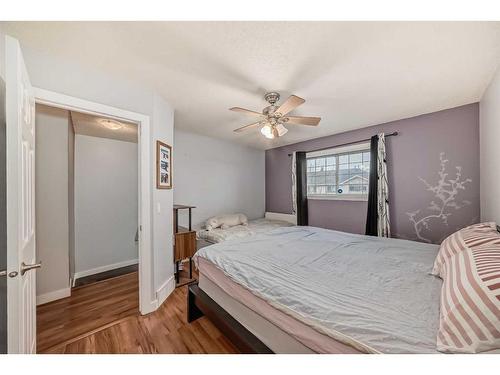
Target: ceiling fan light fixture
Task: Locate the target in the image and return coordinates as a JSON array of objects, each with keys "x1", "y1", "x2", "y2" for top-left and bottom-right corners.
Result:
[
  {"x1": 231, "y1": 92, "x2": 320, "y2": 138},
  {"x1": 276, "y1": 124, "x2": 288, "y2": 137},
  {"x1": 272, "y1": 127, "x2": 279, "y2": 138},
  {"x1": 261, "y1": 123, "x2": 273, "y2": 138}
]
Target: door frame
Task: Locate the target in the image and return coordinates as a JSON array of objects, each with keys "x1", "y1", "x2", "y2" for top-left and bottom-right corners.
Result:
[{"x1": 33, "y1": 88, "x2": 154, "y2": 315}]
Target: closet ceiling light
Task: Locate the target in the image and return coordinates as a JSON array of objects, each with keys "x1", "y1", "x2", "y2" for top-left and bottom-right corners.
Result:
[{"x1": 98, "y1": 118, "x2": 123, "y2": 130}]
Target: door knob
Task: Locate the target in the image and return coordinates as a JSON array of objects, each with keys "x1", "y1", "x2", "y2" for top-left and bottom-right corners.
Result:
[{"x1": 20, "y1": 261, "x2": 42, "y2": 276}]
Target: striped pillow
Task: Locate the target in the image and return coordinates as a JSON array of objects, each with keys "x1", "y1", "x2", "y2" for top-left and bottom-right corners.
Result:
[
  {"x1": 436, "y1": 230, "x2": 500, "y2": 353},
  {"x1": 432, "y1": 222, "x2": 499, "y2": 278}
]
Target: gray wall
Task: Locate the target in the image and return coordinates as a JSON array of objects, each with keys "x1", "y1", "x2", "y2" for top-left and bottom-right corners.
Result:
[
  {"x1": 174, "y1": 129, "x2": 265, "y2": 229},
  {"x1": 35, "y1": 105, "x2": 71, "y2": 298},
  {"x1": 266, "y1": 103, "x2": 480, "y2": 244},
  {"x1": 480, "y1": 64, "x2": 500, "y2": 224},
  {"x1": 74, "y1": 134, "x2": 138, "y2": 276}
]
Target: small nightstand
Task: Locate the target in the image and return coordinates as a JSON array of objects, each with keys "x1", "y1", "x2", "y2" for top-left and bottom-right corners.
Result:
[
  {"x1": 197, "y1": 238, "x2": 214, "y2": 250},
  {"x1": 173, "y1": 204, "x2": 197, "y2": 287}
]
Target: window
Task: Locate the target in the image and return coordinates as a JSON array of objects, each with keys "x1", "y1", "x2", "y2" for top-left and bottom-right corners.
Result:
[{"x1": 306, "y1": 143, "x2": 370, "y2": 200}]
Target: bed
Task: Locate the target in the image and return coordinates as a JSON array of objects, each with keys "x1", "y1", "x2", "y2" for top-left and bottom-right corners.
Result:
[
  {"x1": 191, "y1": 226, "x2": 446, "y2": 354},
  {"x1": 196, "y1": 212, "x2": 295, "y2": 244}
]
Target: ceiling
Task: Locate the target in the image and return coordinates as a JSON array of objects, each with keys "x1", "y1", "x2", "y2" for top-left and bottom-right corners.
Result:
[
  {"x1": 4, "y1": 22, "x2": 500, "y2": 149},
  {"x1": 71, "y1": 111, "x2": 138, "y2": 143}
]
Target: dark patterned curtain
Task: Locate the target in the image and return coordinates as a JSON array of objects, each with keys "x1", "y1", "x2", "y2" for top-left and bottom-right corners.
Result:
[{"x1": 365, "y1": 135, "x2": 379, "y2": 236}]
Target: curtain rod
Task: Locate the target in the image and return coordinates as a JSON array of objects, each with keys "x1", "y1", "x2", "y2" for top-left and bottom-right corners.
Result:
[{"x1": 287, "y1": 131, "x2": 398, "y2": 157}]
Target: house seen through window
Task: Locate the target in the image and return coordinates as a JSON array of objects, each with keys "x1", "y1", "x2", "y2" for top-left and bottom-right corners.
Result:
[{"x1": 306, "y1": 143, "x2": 370, "y2": 200}]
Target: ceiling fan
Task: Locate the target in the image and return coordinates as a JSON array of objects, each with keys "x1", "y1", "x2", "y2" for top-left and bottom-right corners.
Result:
[{"x1": 230, "y1": 92, "x2": 321, "y2": 139}]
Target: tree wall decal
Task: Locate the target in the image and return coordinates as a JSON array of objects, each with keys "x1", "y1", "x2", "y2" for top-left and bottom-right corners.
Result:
[{"x1": 407, "y1": 152, "x2": 471, "y2": 243}]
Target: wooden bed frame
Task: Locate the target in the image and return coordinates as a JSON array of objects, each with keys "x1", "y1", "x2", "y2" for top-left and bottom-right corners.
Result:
[{"x1": 187, "y1": 283, "x2": 273, "y2": 354}]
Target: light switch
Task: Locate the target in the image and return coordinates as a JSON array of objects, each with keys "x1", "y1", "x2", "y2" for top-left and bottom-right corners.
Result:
[{"x1": 157, "y1": 202, "x2": 161, "y2": 214}]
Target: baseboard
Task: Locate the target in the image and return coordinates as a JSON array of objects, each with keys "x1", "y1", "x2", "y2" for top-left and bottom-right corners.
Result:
[
  {"x1": 73, "y1": 259, "x2": 139, "y2": 280},
  {"x1": 37, "y1": 287, "x2": 71, "y2": 306},
  {"x1": 156, "y1": 275, "x2": 175, "y2": 308}
]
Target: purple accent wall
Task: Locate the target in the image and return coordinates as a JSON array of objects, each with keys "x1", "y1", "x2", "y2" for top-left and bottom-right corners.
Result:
[{"x1": 266, "y1": 103, "x2": 480, "y2": 243}]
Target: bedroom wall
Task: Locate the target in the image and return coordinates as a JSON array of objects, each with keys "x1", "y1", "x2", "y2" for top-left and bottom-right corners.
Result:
[
  {"x1": 151, "y1": 94, "x2": 174, "y2": 298},
  {"x1": 74, "y1": 134, "x2": 138, "y2": 277},
  {"x1": 35, "y1": 105, "x2": 71, "y2": 302},
  {"x1": 266, "y1": 103, "x2": 480, "y2": 244},
  {"x1": 480, "y1": 64, "x2": 500, "y2": 224},
  {"x1": 174, "y1": 129, "x2": 265, "y2": 229},
  {"x1": 0, "y1": 30, "x2": 5, "y2": 79}
]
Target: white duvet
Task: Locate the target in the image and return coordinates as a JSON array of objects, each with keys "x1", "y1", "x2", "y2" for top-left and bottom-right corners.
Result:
[
  {"x1": 197, "y1": 218, "x2": 293, "y2": 243},
  {"x1": 194, "y1": 226, "x2": 443, "y2": 353}
]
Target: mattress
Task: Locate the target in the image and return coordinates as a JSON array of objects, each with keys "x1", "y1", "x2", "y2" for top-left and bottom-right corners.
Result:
[
  {"x1": 194, "y1": 226, "x2": 443, "y2": 354},
  {"x1": 198, "y1": 257, "x2": 362, "y2": 353},
  {"x1": 197, "y1": 218, "x2": 293, "y2": 243}
]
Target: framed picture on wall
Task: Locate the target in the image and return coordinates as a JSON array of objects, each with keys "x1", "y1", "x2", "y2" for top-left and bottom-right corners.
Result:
[{"x1": 156, "y1": 140, "x2": 172, "y2": 189}]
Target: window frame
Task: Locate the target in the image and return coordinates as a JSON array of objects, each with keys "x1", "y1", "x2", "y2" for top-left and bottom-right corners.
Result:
[{"x1": 306, "y1": 142, "x2": 370, "y2": 202}]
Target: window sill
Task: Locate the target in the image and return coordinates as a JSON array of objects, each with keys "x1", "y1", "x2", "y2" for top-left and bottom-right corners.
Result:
[{"x1": 307, "y1": 195, "x2": 368, "y2": 202}]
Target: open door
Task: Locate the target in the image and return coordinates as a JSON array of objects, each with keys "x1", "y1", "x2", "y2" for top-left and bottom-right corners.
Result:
[{"x1": 5, "y1": 35, "x2": 39, "y2": 354}]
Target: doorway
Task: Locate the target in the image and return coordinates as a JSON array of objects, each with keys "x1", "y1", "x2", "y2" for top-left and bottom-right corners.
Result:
[
  {"x1": 34, "y1": 105, "x2": 141, "y2": 352},
  {"x1": 33, "y1": 88, "x2": 153, "y2": 320}
]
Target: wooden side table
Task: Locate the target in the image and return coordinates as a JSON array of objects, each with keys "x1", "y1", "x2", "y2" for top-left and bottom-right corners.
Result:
[
  {"x1": 174, "y1": 204, "x2": 197, "y2": 286},
  {"x1": 197, "y1": 238, "x2": 214, "y2": 250}
]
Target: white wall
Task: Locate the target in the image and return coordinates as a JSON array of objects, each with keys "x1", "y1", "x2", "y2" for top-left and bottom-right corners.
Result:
[
  {"x1": 174, "y1": 129, "x2": 265, "y2": 229},
  {"x1": 35, "y1": 105, "x2": 70, "y2": 299},
  {"x1": 17, "y1": 43, "x2": 174, "y2": 309},
  {"x1": 480, "y1": 64, "x2": 500, "y2": 223},
  {"x1": 74, "y1": 134, "x2": 138, "y2": 276},
  {"x1": 0, "y1": 30, "x2": 5, "y2": 80},
  {"x1": 152, "y1": 95, "x2": 175, "y2": 293}
]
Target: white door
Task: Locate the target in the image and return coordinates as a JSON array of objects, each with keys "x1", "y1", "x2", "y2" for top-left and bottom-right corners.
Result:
[{"x1": 5, "y1": 35, "x2": 39, "y2": 354}]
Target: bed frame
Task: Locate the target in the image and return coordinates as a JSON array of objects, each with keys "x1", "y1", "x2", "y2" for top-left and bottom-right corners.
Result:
[{"x1": 187, "y1": 283, "x2": 273, "y2": 354}]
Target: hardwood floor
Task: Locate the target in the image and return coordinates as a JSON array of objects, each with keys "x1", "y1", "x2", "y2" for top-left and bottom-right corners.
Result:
[
  {"x1": 37, "y1": 272, "x2": 140, "y2": 352},
  {"x1": 37, "y1": 270, "x2": 239, "y2": 354}
]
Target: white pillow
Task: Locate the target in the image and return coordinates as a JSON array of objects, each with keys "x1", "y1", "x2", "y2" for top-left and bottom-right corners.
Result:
[{"x1": 205, "y1": 214, "x2": 248, "y2": 231}]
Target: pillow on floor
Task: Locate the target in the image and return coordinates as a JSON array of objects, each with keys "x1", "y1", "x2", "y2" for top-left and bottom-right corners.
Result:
[
  {"x1": 436, "y1": 239, "x2": 500, "y2": 353},
  {"x1": 432, "y1": 222, "x2": 500, "y2": 278},
  {"x1": 205, "y1": 214, "x2": 248, "y2": 231}
]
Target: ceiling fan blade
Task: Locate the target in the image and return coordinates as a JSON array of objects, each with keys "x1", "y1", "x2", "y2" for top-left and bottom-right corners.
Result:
[
  {"x1": 285, "y1": 116, "x2": 321, "y2": 126},
  {"x1": 276, "y1": 95, "x2": 305, "y2": 116},
  {"x1": 229, "y1": 107, "x2": 264, "y2": 117},
  {"x1": 233, "y1": 121, "x2": 262, "y2": 133}
]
